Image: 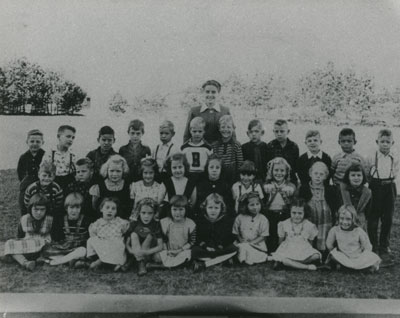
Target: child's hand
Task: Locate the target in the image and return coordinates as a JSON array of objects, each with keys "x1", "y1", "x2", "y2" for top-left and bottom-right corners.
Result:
[
  {"x1": 263, "y1": 184, "x2": 275, "y2": 193},
  {"x1": 282, "y1": 186, "x2": 294, "y2": 196},
  {"x1": 206, "y1": 247, "x2": 216, "y2": 252},
  {"x1": 134, "y1": 250, "x2": 147, "y2": 258}
]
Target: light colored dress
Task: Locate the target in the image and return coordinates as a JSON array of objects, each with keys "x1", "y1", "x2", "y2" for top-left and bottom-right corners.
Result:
[
  {"x1": 232, "y1": 213, "x2": 269, "y2": 265},
  {"x1": 326, "y1": 226, "x2": 381, "y2": 269},
  {"x1": 159, "y1": 217, "x2": 196, "y2": 267},
  {"x1": 86, "y1": 217, "x2": 130, "y2": 265},
  {"x1": 4, "y1": 214, "x2": 53, "y2": 255},
  {"x1": 307, "y1": 184, "x2": 332, "y2": 251},
  {"x1": 273, "y1": 219, "x2": 321, "y2": 262},
  {"x1": 130, "y1": 180, "x2": 166, "y2": 220}
]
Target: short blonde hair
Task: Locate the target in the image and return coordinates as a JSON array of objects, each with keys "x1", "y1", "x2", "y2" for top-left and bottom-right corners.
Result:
[
  {"x1": 218, "y1": 115, "x2": 235, "y2": 129},
  {"x1": 64, "y1": 192, "x2": 84, "y2": 209},
  {"x1": 190, "y1": 117, "x2": 206, "y2": 129},
  {"x1": 308, "y1": 161, "x2": 329, "y2": 179},
  {"x1": 100, "y1": 154, "x2": 129, "y2": 178}
]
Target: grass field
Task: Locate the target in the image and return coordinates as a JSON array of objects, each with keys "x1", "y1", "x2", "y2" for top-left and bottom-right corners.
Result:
[{"x1": 1, "y1": 169, "x2": 400, "y2": 298}]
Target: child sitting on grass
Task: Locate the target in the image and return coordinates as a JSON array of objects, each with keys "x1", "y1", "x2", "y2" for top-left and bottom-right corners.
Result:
[
  {"x1": 4, "y1": 194, "x2": 53, "y2": 271},
  {"x1": 272, "y1": 198, "x2": 321, "y2": 271},
  {"x1": 86, "y1": 197, "x2": 130, "y2": 271},
  {"x1": 42, "y1": 193, "x2": 90, "y2": 267},
  {"x1": 233, "y1": 192, "x2": 269, "y2": 265},
  {"x1": 192, "y1": 193, "x2": 237, "y2": 272},
  {"x1": 326, "y1": 205, "x2": 381, "y2": 272},
  {"x1": 17, "y1": 129, "x2": 45, "y2": 215},
  {"x1": 126, "y1": 198, "x2": 163, "y2": 276}
]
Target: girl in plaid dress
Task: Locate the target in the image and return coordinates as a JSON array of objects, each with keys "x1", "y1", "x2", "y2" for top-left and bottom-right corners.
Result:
[
  {"x1": 4, "y1": 194, "x2": 53, "y2": 271},
  {"x1": 42, "y1": 193, "x2": 90, "y2": 267},
  {"x1": 86, "y1": 197, "x2": 130, "y2": 271}
]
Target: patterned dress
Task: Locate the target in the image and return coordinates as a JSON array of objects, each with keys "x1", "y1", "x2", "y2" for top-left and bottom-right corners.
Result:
[
  {"x1": 4, "y1": 214, "x2": 53, "y2": 255},
  {"x1": 86, "y1": 217, "x2": 130, "y2": 265},
  {"x1": 273, "y1": 219, "x2": 320, "y2": 262}
]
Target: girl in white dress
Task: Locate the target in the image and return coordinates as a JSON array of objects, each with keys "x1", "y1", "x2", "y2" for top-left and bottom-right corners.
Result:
[
  {"x1": 86, "y1": 197, "x2": 130, "y2": 271},
  {"x1": 272, "y1": 198, "x2": 321, "y2": 271},
  {"x1": 326, "y1": 205, "x2": 381, "y2": 272},
  {"x1": 233, "y1": 192, "x2": 269, "y2": 265}
]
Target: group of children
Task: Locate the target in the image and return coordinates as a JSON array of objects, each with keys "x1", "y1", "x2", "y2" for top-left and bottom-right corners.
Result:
[{"x1": 4, "y1": 95, "x2": 398, "y2": 276}]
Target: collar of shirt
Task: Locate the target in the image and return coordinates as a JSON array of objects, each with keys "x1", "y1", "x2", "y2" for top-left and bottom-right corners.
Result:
[
  {"x1": 200, "y1": 103, "x2": 221, "y2": 113},
  {"x1": 159, "y1": 141, "x2": 174, "y2": 149},
  {"x1": 272, "y1": 138, "x2": 293, "y2": 149},
  {"x1": 188, "y1": 140, "x2": 205, "y2": 147},
  {"x1": 377, "y1": 150, "x2": 394, "y2": 159},
  {"x1": 307, "y1": 150, "x2": 323, "y2": 159},
  {"x1": 97, "y1": 217, "x2": 120, "y2": 226},
  {"x1": 340, "y1": 150, "x2": 355, "y2": 158}
]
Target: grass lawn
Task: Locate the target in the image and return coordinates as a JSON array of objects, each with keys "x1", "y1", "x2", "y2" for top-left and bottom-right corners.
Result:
[{"x1": 1, "y1": 169, "x2": 400, "y2": 298}]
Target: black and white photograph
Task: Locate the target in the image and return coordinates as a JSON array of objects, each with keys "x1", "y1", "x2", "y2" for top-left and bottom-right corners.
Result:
[{"x1": 1, "y1": 0, "x2": 400, "y2": 316}]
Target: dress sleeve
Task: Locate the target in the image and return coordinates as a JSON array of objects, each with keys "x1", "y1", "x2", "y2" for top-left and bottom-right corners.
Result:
[
  {"x1": 325, "y1": 226, "x2": 336, "y2": 250},
  {"x1": 89, "y1": 184, "x2": 100, "y2": 197},
  {"x1": 358, "y1": 228, "x2": 372, "y2": 252},
  {"x1": 259, "y1": 215, "x2": 269, "y2": 237},
  {"x1": 256, "y1": 184, "x2": 264, "y2": 199},
  {"x1": 89, "y1": 221, "x2": 98, "y2": 237},
  {"x1": 277, "y1": 221, "x2": 286, "y2": 238},
  {"x1": 121, "y1": 219, "x2": 130, "y2": 234},
  {"x1": 130, "y1": 182, "x2": 136, "y2": 200},
  {"x1": 306, "y1": 221, "x2": 319, "y2": 240},
  {"x1": 232, "y1": 215, "x2": 240, "y2": 235},
  {"x1": 157, "y1": 183, "x2": 166, "y2": 204}
]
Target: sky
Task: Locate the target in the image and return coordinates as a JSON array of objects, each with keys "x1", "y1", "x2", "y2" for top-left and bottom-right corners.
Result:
[{"x1": 1, "y1": 0, "x2": 400, "y2": 109}]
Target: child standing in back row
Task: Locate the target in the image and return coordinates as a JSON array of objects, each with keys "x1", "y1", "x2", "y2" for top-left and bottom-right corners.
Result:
[
  {"x1": 41, "y1": 125, "x2": 76, "y2": 192},
  {"x1": 17, "y1": 129, "x2": 46, "y2": 215},
  {"x1": 366, "y1": 129, "x2": 398, "y2": 266},
  {"x1": 86, "y1": 126, "x2": 117, "y2": 183},
  {"x1": 119, "y1": 119, "x2": 151, "y2": 182}
]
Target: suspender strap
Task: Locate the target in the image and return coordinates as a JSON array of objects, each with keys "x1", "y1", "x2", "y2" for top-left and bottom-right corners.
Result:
[{"x1": 166, "y1": 143, "x2": 174, "y2": 157}]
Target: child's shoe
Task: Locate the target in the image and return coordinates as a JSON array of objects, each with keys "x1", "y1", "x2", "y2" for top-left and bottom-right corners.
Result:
[
  {"x1": 23, "y1": 260, "x2": 36, "y2": 271},
  {"x1": 145, "y1": 262, "x2": 166, "y2": 271},
  {"x1": 307, "y1": 264, "x2": 317, "y2": 271},
  {"x1": 192, "y1": 261, "x2": 206, "y2": 273},
  {"x1": 137, "y1": 261, "x2": 147, "y2": 276},
  {"x1": 74, "y1": 260, "x2": 89, "y2": 269},
  {"x1": 89, "y1": 259, "x2": 102, "y2": 270}
]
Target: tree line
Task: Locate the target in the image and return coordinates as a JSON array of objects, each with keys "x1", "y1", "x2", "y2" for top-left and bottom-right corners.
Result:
[{"x1": 0, "y1": 58, "x2": 88, "y2": 115}]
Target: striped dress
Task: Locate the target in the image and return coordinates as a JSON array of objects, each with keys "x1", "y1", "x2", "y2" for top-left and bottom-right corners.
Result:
[
  {"x1": 212, "y1": 138, "x2": 243, "y2": 185},
  {"x1": 4, "y1": 214, "x2": 53, "y2": 255}
]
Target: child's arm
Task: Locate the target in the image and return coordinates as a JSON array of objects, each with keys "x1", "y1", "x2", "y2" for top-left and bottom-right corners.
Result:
[
  {"x1": 144, "y1": 238, "x2": 163, "y2": 255},
  {"x1": 127, "y1": 232, "x2": 141, "y2": 255},
  {"x1": 248, "y1": 236, "x2": 266, "y2": 245},
  {"x1": 17, "y1": 155, "x2": 24, "y2": 182},
  {"x1": 325, "y1": 227, "x2": 336, "y2": 251},
  {"x1": 88, "y1": 222, "x2": 98, "y2": 237},
  {"x1": 183, "y1": 110, "x2": 195, "y2": 143},
  {"x1": 189, "y1": 187, "x2": 197, "y2": 208},
  {"x1": 359, "y1": 229, "x2": 373, "y2": 252}
]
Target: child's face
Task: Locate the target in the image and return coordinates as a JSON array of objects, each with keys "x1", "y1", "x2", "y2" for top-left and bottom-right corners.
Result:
[
  {"x1": 338, "y1": 135, "x2": 355, "y2": 153},
  {"x1": 39, "y1": 171, "x2": 54, "y2": 187},
  {"x1": 208, "y1": 159, "x2": 221, "y2": 181},
  {"x1": 291, "y1": 206, "x2": 304, "y2": 224},
  {"x1": 349, "y1": 171, "x2": 363, "y2": 187},
  {"x1": 128, "y1": 128, "x2": 143, "y2": 145},
  {"x1": 58, "y1": 129, "x2": 75, "y2": 149},
  {"x1": 108, "y1": 163, "x2": 123, "y2": 183},
  {"x1": 171, "y1": 159, "x2": 185, "y2": 178},
  {"x1": 203, "y1": 84, "x2": 219, "y2": 106},
  {"x1": 171, "y1": 206, "x2": 186, "y2": 222},
  {"x1": 75, "y1": 164, "x2": 92, "y2": 183},
  {"x1": 310, "y1": 166, "x2": 327, "y2": 185},
  {"x1": 101, "y1": 201, "x2": 117, "y2": 221},
  {"x1": 159, "y1": 128, "x2": 174, "y2": 144},
  {"x1": 190, "y1": 126, "x2": 205, "y2": 144},
  {"x1": 240, "y1": 172, "x2": 255, "y2": 187},
  {"x1": 67, "y1": 205, "x2": 81, "y2": 221},
  {"x1": 142, "y1": 166, "x2": 155, "y2": 185},
  {"x1": 339, "y1": 211, "x2": 353, "y2": 230},
  {"x1": 305, "y1": 135, "x2": 321, "y2": 154},
  {"x1": 26, "y1": 135, "x2": 44, "y2": 153},
  {"x1": 31, "y1": 205, "x2": 46, "y2": 220},
  {"x1": 247, "y1": 197, "x2": 261, "y2": 215},
  {"x1": 139, "y1": 205, "x2": 155, "y2": 224},
  {"x1": 247, "y1": 125, "x2": 263, "y2": 143},
  {"x1": 206, "y1": 201, "x2": 222, "y2": 221},
  {"x1": 376, "y1": 135, "x2": 393, "y2": 154},
  {"x1": 219, "y1": 123, "x2": 234, "y2": 140},
  {"x1": 273, "y1": 124, "x2": 289, "y2": 142},
  {"x1": 272, "y1": 163, "x2": 286, "y2": 183},
  {"x1": 98, "y1": 134, "x2": 115, "y2": 152}
]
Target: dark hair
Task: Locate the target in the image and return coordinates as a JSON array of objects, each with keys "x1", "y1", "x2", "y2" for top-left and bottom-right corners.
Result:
[
  {"x1": 99, "y1": 197, "x2": 120, "y2": 214},
  {"x1": 238, "y1": 192, "x2": 263, "y2": 215},
  {"x1": 27, "y1": 129, "x2": 44, "y2": 139},
  {"x1": 168, "y1": 195, "x2": 188, "y2": 218},
  {"x1": 98, "y1": 126, "x2": 115, "y2": 137},
  {"x1": 274, "y1": 119, "x2": 288, "y2": 126},
  {"x1": 247, "y1": 119, "x2": 263, "y2": 132},
  {"x1": 164, "y1": 152, "x2": 189, "y2": 177},
  {"x1": 239, "y1": 160, "x2": 257, "y2": 175},
  {"x1": 378, "y1": 129, "x2": 392, "y2": 138},
  {"x1": 339, "y1": 128, "x2": 356, "y2": 140},
  {"x1": 128, "y1": 119, "x2": 145, "y2": 134},
  {"x1": 204, "y1": 153, "x2": 224, "y2": 180},
  {"x1": 342, "y1": 163, "x2": 367, "y2": 186},
  {"x1": 76, "y1": 157, "x2": 94, "y2": 170},
  {"x1": 57, "y1": 125, "x2": 76, "y2": 136},
  {"x1": 139, "y1": 158, "x2": 160, "y2": 179},
  {"x1": 290, "y1": 197, "x2": 311, "y2": 219},
  {"x1": 202, "y1": 80, "x2": 221, "y2": 92},
  {"x1": 28, "y1": 193, "x2": 49, "y2": 215},
  {"x1": 136, "y1": 197, "x2": 158, "y2": 215}
]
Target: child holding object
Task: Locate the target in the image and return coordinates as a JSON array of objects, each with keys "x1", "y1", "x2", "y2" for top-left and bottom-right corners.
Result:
[
  {"x1": 4, "y1": 194, "x2": 53, "y2": 271},
  {"x1": 126, "y1": 198, "x2": 163, "y2": 276},
  {"x1": 326, "y1": 205, "x2": 381, "y2": 272},
  {"x1": 233, "y1": 192, "x2": 269, "y2": 265},
  {"x1": 272, "y1": 199, "x2": 321, "y2": 271},
  {"x1": 86, "y1": 197, "x2": 130, "y2": 271}
]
